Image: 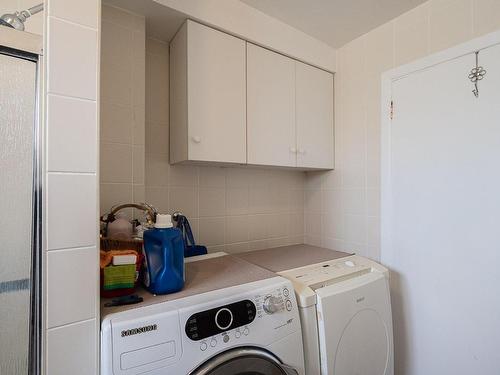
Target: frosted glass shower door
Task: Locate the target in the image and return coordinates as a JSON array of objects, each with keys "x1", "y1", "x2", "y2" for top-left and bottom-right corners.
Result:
[{"x1": 0, "y1": 50, "x2": 38, "y2": 374}]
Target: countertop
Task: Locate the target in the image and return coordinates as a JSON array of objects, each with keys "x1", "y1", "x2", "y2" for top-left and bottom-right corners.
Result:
[
  {"x1": 101, "y1": 254, "x2": 276, "y2": 319},
  {"x1": 235, "y1": 244, "x2": 351, "y2": 272}
]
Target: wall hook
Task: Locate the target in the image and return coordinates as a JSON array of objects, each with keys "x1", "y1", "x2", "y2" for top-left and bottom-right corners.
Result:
[{"x1": 468, "y1": 51, "x2": 486, "y2": 98}]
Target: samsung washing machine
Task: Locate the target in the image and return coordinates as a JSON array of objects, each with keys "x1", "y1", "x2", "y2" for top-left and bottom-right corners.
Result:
[{"x1": 101, "y1": 254, "x2": 305, "y2": 375}]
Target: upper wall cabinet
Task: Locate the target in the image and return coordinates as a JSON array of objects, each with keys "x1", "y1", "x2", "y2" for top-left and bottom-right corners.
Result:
[
  {"x1": 296, "y1": 61, "x2": 334, "y2": 169},
  {"x1": 247, "y1": 44, "x2": 334, "y2": 169},
  {"x1": 170, "y1": 20, "x2": 247, "y2": 164},
  {"x1": 247, "y1": 43, "x2": 296, "y2": 167},
  {"x1": 170, "y1": 20, "x2": 334, "y2": 169}
]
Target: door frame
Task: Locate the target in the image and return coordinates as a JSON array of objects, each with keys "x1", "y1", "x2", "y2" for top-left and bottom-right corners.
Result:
[{"x1": 380, "y1": 28, "x2": 500, "y2": 266}]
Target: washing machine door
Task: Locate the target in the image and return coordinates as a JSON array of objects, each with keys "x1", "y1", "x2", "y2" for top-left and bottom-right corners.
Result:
[
  {"x1": 190, "y1": 347, "x2": 298, "y2": 375},
  {"x1": 315, "y1": 272, "x2": 393, "y2": 375}
]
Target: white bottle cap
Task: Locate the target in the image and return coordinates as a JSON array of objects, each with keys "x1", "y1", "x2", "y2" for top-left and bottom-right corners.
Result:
[{"x1": 155, "y1": 214, "x2": 173, "y2": 229}]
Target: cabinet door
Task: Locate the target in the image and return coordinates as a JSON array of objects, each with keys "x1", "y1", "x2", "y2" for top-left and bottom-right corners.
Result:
[
  {"x1": 187, "y1": 21, "x2": 246, "y2": 163},
  {"x1": 296, "y1": 62, "x2": 334, "y2": 169},
  {"x1": 247, "y1": 43, "x2": 296, "y2": 167}
]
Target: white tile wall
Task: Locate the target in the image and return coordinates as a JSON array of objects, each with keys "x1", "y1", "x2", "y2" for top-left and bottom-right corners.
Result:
[
  {"x1": 99, "y1": 5, "x2": 145, "y2": 219},
  {"x1": 474, "y1": 0, "x2": 500, "y2": 36},
  {"x1": 47, "y1": 17, "x2": 98, "y2": 99},
  {"x1": 44, "y1": 0, "x2": 100, "y2": 373},
  {"x1": 429, "y1": 0, "x2": 473, "y2": 53},
  {"x1": 47, "y1": 174, "x2": 97, "y2": 250},
  {"x1": 394, "y1": 3, "x2": 429, "y2": 66},
  {"x1": 100, "y1": 143, "x2": 133, "y2": 183},
  {"x1": 47, "y1": 247, "x2": 97, "y2": 328},
  {"x1": 144, "y1": 37, "x2": 306, "y2": 253},
  {"x1": 46, "y1": 319, "x2": 97, "y2": 375},
  {"x1": 48, "y1": 0, "x2": 99, "y2": 29},
  {"x1": 226, "y1": 215, "x2": 250, "y2": 243},
  {"x1": 308, "y1": 0, "x2": 500, "y2": 261},
  {"x1": 143, "y1": 162, "x2": 306, "y2": 252},
  {"x1": 199, "y1": 217, "x2": 226, "y2": 247},
  {"x1": 100, "y1": 103, "x2": 134, "y2": 144},
  {"x1": 47, "y1": 94, "x2": 97, "y2": 173}
]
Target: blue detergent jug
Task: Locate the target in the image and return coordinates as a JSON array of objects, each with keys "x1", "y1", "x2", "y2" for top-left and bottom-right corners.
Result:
[{"x1": 143, "y1": 214, "x2": 184, "y2": 295}]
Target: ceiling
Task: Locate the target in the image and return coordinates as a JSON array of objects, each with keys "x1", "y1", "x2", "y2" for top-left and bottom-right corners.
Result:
[
  {"x1": 103, "y1": 0, "x2": 186, "y2": 42},
  {"x1": 240, "y1": 0, "x2": 426, "y2": 48}
]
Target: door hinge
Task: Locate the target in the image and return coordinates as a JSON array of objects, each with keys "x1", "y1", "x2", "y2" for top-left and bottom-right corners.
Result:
[{"x1": 390, "y1": 100, "x2": 394, "y2": 120}]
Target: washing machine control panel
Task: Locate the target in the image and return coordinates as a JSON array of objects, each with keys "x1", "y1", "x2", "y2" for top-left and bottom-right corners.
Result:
[
  {"x1": 179, "y1": 280, "x2": 301, "y2": 358},
  {"x1": 263, "y1": 295, "x2": 283, "y2": 314},
  {"x1": 185, "y1": 300, "x2": 256, "y2": 341},
  {"x1": 254, "y1": 285, "x2": 294, "y2": 318}
]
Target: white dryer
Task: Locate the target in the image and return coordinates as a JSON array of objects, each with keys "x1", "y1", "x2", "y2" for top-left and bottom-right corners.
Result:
[
  {"x1": 279, "y1": 255, "x2": 394, "y2": 375},
  {"x1": 101, "y1": 255, "x2": 305, "y2": 375}
]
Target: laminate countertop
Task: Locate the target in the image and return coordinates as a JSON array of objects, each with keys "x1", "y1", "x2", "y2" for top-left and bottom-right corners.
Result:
[
  {"x1": 101, "y1": 254, "x2": 276, "y2": 319},
  {"x1": 235, "y1": 244, "x2": 351, "y2": 272}
]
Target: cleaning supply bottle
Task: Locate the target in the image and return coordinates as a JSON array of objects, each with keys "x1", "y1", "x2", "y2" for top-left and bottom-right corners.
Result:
[{"x1": 143, "y1": 214, "x2": 184, "y2": 295}]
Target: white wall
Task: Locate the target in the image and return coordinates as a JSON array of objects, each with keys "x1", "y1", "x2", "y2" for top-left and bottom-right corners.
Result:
[
  {"x1": 44, "y1": 0, "x2": 100, "y2": 374},
  {"x1": 155, "y1": 0, "x2": 336, "y2": 72},
  {"x1": 100, "y1": 5, "x2": 146, "y2": 219},
  {"x1": 144, "y1": 37, "x2": 306, "y2": 253},
  {"x1": 305, "y1": 0, "x2": 500, "y2": 261}
]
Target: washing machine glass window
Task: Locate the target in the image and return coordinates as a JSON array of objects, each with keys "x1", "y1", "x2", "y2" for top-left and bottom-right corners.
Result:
[{"x1": 190, "y1": 348, "x2": 298, "y2": 375}]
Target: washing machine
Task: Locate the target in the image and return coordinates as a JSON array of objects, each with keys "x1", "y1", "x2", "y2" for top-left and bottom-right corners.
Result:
[
  {"x1": 101, "y1": 254, "x2": 305, "y2": 375},
  {"x1": 279, "y1": 254, "x2": 394, "y2": 375}
]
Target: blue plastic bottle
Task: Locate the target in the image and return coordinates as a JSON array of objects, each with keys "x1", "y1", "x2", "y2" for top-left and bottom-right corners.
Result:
[{"x1": 143, "y1": 214, "x2": 184, "y2": 295}]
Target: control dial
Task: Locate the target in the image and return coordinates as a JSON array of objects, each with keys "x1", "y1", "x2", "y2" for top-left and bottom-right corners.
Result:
[
  {"x1": 215, "y1": 308, "x2": 233, "y2": 330},
  {"x1": 263, "y1": 295, "x2": 283, "y2": 314}
]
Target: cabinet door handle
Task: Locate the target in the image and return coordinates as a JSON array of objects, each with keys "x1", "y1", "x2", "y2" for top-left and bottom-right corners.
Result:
[
  {"x1": 192, "y1": 136, "x2": 201, "y2": 144},
  {"x1": 290, "y1": 147, "x2": 297, "y2": 154},
  {"x1": 298, "y1": 148, "x2": 306, "y2": 155}
]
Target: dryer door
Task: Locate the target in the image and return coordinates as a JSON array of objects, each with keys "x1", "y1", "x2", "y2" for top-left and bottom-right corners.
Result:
[
  {"x1": 190, "y1": 347, "x2": 297, "y2": 375},
  {"x1": 315, "y1": 272, "x2": 393, "y2": 375}
]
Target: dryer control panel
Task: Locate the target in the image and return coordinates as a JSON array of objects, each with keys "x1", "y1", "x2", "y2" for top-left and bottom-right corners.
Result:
[
  {"x1": 281, "y1": 255, "x2": 388, "y2": 288},
  {"x1": 279, "y1": 255, "x2": 389, "y2": 308}
]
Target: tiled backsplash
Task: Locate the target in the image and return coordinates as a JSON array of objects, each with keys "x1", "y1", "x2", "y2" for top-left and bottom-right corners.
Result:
[
  {"x1": 145, "y1": 38, "x2": 306, "y2": 253},
  {"x1": 100, "y1": 5, "x2": 146, "y2": 218}
]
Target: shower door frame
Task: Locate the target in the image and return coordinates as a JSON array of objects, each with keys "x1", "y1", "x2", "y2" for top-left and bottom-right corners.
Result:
[{"x1": 0, "y1": 28, "x2": 43, "y2": 375}]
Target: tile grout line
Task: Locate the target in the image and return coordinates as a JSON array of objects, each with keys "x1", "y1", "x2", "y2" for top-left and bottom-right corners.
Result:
[{"x1": 47, "y1": 317, "x2": 96, "y2": 332}]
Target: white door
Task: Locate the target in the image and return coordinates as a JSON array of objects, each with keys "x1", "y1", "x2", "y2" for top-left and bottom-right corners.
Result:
[
  {"x1": 187, "y1": 21, "x2": 246, "y2": 163},
  {"x1": 384, "y1": 44, "x2": 500, "y2": 375},
  {"x1": 296, "y1": 62, "x2": 334, "y2": 169},
  {"x1": 247, "y1": 43, "x2": 296, "y2": 167}
]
